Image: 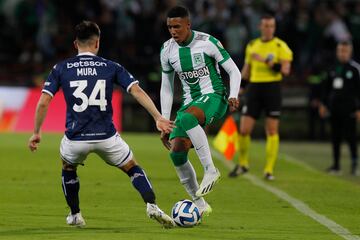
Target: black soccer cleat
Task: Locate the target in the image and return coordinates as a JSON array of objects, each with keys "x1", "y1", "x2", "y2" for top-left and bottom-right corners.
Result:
[
  {"x1": 264, "y1": 172, "x2": 275, "y2": 181},
  {"x1": 327, "y1": 165, "x2": 342, "y2": 175},
  {"x1": 228, "y1": 164, "x2": 249, "y2": 178}
]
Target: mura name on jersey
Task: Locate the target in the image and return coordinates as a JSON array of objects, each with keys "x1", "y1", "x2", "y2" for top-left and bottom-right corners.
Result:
[
  {"x1": 178, "y1": 66, "x2": 210, "y2": 85},
  {"x1": 67, "y1": 59, "x2": 107, "y2": 76}
]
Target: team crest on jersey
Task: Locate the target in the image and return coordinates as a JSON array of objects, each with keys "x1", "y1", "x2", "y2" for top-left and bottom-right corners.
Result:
[
  {"x1": 346, "y1": 70, "x2": 353, "y2": 79},
  {"x1": 193, "y1": 53, "x2": 203, "y2": 66}
]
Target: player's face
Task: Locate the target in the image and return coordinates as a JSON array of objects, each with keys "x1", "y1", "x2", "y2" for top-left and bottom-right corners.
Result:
[
  {"x1": 260, "y1": 18, "x2": 276, "y2": 41},
  {"x1": 167, "y1": 17, "x2": 191, "y2": 44},
  {"x1": 337, "y1": 44, "x2": 352, "y2": 63}
]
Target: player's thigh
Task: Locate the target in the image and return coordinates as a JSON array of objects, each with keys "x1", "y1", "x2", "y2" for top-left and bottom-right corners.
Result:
[
  {"x1": 170, "y1": 110, "x2": 189, "y2": 140},
  {"x1": 94, "y1": 133, "x2": 134, "y2": 168},
  {"x1": 264, "y1": 82, "x2": 282, "y2": 118},
  {"x1": 60, "y1": 135, "x2": 90, "y2": 166},
  {"x1": 190, "y1": 93, "x2": 228, "y2": 125},
  {"x1": 242, "y1": 84, "x2": 262, "y2": 119}
]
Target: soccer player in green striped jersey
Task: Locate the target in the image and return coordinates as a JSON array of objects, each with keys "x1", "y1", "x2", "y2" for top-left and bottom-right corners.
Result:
[{"x1": 160, "y1": 6, "x2": 241, "y2": 216}]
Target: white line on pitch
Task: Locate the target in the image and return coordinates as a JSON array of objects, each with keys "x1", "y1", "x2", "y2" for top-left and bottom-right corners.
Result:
[{"x1": 211, "y1": 149, "x2": 360, "y2": 240}]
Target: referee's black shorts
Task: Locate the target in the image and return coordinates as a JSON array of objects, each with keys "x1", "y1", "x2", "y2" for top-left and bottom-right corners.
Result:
[{"x1": 241, "y1": 81, "x2": 282, "y2": 119}]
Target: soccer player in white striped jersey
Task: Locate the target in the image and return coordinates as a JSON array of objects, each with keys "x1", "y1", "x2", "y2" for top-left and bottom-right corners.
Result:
[{"x1": 160, "y1": 6, "x2": 241, "y2": 215}]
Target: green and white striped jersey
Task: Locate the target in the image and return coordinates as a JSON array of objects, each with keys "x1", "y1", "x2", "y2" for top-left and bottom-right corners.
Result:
[{"x1": 160, "y1": 30, "x2": 231, "y2": 105}]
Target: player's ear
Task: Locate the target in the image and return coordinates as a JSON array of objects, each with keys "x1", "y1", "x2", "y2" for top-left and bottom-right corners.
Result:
[{"x1": 73, "y1": 40, "x2": 78, "y2": 50}]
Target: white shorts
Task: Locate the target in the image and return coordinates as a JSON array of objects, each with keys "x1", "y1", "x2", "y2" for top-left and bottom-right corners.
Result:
[{"x1": 60, "y1": 133, "x2": 133, "y2": 167}]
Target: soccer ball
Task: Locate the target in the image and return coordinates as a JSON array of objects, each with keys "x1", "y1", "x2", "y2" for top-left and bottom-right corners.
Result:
[{"x1": 171, "y1": 199, "x2": 201, "y2": 227}]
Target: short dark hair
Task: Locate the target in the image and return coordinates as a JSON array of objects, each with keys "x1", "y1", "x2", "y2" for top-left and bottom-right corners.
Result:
[
  {"x1": 167, "y1": 6, "x2": 189, "y2": 18},
  {"x1": 75, "y1": 21, "x2": 100, "y2": 42},
  {"x1": 338, "y1": 40, "x2": 353, "y2": 47},
  {"x1": 261, "y1": 14, "x2": 275, "y2": 20}
]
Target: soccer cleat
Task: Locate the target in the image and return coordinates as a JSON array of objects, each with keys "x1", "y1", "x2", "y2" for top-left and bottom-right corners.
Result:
[
  {"x1": 196, "y1": 169, "x2": 221, "y2": 197},
  {"x1": 146, "y1": 203, "x2": 175, "y2": 229},
  {"x1": 351, "y1": 165, "x2": 359, "y2": 176},
  {"x1": 327, "y1": 166, "x2": 342, "y2": 175},
  {"x1": 66, "y1": 212, "x2": 86, "y2": 227},
  {"x1": 264, "y1": 172, "x2": 275, "y2": 181},
  {"x1": 228, "y1": 164, "x2": 249, "y2": 178},
  {"x1": 197, "y1": 202, "x2": 212, "y2": 217}
]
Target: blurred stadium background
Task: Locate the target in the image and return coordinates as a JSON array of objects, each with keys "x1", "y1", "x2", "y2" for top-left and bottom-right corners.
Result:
[
  {"x1": 1, "y1": 0, "x2": 360, "y2": 139},
  {"x1": 1, "y1": 1, "x2": 360, "y2": 239}
]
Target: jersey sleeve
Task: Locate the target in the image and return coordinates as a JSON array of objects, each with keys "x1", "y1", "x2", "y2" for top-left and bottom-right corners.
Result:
[
  {"x1": 114, "y1": 63, "x2": 139, "y2": 92},
  {"x1": 208, "y1": 36, "x2": 231, "y2": 65},
  {"x1": 160, "y1": 43, "x2": 174, "y2": 74},
  {"x1": 278, "y1": 41, "x2": 293, "y2": 61},
  {"x1": 42, "y1": 64, "x2": 61, "y2": 97}
]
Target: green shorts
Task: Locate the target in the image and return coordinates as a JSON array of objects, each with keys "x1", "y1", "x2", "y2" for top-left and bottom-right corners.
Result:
[{"x1": 170, "y1": 93, "x2": 228, "y2": 140}]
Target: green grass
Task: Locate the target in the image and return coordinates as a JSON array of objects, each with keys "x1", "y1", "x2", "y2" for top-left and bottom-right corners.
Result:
[{"x1": 0, "y1": 133, "x2": 359, "y2": 239}]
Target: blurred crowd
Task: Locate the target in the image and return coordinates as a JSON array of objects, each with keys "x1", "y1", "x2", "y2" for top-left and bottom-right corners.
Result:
[{"x1": 0, "y1": 0, "x2": 359, "y2": 91}]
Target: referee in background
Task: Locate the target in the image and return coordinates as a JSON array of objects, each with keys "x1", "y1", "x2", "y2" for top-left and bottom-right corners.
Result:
[
  {"x1": 319, "y1": 41, "x2": 360, "y2": 176},
  {"x1": 229, "y1": 14, "x2": 293, "y2": 180}
]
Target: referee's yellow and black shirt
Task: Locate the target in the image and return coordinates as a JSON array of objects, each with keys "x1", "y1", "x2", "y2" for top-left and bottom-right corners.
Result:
[{"x1": 245, "y1": 37, "x2": 293, "y2": 83}]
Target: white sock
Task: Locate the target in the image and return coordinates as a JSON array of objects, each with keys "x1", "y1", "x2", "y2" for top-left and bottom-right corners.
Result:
[
  {"x1": 185, "y1": 125, "x2": 216, "y2": 173},
  {"x1": 175, "y1": 160, "x2": 205, "y2": 204}
]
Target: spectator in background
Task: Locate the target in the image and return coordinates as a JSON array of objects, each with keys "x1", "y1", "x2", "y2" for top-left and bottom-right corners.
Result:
[{"x1": 319, "y1": 41, "x2": 360, "y2": 176}]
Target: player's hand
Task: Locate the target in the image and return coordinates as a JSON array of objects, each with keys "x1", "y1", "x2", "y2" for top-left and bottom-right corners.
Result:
[
  {"x1": 160, "y1": 131, "x2": 171, "y2": 150},
  {"x1": 28, "y1": 133, "x2": 41, "y2": 152},
  {"x1": 228, "y1": 98, "x2": 239, "y2": 112},
  {"x1": 156, "y1": 117, "x2": 175, "y2": 134},
  {"x1": 318, "y1": 104, "x2": 328, "y2": 118},
  {"x1": 251, "y1": 53, "x2": 266, "y2": 62}
]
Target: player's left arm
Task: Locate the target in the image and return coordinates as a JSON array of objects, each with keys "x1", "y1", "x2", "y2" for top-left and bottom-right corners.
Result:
[
  {"x1": 129, "y1": 83, "x2": 175, "y2": 133},
  {"x1": 221, "y1": 59, "x2": 242, "y2": 112},
  {"x1": 208, "y1": 36, "x2": 241, "y2": 112},
  {"x1": 28, "y1": 93, "x2": 52, "y2": 152}
]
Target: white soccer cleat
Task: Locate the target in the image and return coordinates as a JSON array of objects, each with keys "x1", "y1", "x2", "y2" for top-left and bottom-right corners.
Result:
[
  {"x1": 146, "y1": 203, "x2": 175, "y2": 229},
  {"x1": 66, "y1": 212, "x2": 86, "y2": 227},
  {"x1": 197, "y1": 202, "x2": 212, "y2": 217},
  {"x1": 196, "y1": 169, "x2": 221, "y2": 197}
]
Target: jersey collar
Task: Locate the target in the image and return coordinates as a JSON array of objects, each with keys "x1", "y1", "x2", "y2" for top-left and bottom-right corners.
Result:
[
  {"x1": 179, "y1": 30, "x2": 195, "y2": 47},
  {"x1": 77, "y1": 52, "x2": 96, "y2": 56}
]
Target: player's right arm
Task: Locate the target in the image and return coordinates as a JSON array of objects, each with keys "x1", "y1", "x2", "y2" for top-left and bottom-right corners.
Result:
[
  {"x1": 129, "y1": 83, "x2": 174, "y2": 134},
  {"x1": 159, "y1": 42, "x2": 175, "y2": 149},
  {"x1": 114, "y1": 61, "x2": 174, "y2": 134},
  {"x1": 160, "y1": 42, "x2": 175, "y2": 120}
]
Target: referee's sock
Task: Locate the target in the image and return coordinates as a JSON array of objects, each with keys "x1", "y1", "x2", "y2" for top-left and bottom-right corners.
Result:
[
  {"x1": 238, "y1": 134, "x2": 250, "y2": 168},
  {"x1": 264, "y1": 134, "x2": 279, "y2": 174}
]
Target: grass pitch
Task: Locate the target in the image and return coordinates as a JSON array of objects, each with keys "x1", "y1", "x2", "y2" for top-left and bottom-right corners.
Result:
[{"x1": 0, "y1": 133, "x2": 359, "y2": 240}]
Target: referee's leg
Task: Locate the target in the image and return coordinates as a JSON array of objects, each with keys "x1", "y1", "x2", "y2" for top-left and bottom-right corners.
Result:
[{"x1": 264, "y1": 117, "x2": 279, "y2": 178}]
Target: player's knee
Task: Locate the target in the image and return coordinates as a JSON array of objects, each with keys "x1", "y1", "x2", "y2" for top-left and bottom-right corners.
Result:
[
  {"x1": 179, "y1": 112, "x2": 198, "y2": 131},
  {"x1": 121, "y1": 159, "x2": 137, "y2": 173},
  {"x1": 62, "y1": 160, "x2": 77, "y2": 171},
  {"x1": 170, "y1": 151, "x2": 188, "y2": 166}
]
